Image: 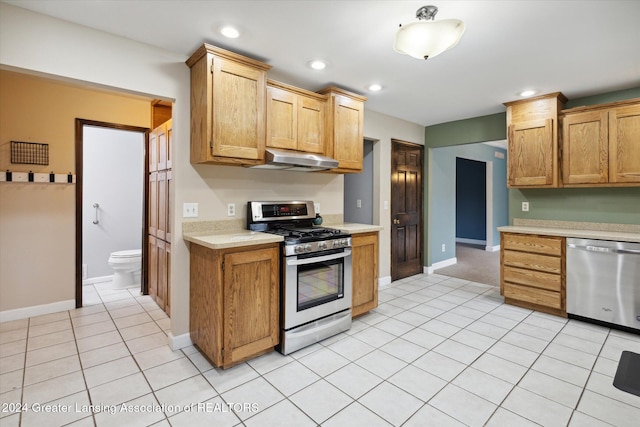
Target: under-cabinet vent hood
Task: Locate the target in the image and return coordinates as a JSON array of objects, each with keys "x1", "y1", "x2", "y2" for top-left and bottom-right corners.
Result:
[{"x1": 248, "y1": 148, "x2": 339, "y2": 172}]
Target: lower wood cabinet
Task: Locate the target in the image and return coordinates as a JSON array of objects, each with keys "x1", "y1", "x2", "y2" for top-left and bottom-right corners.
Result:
[
  {"x1": 351, "y1": 232, "x2": 379, "y2": 317},
  {"x1": 500, "y1": 232, "x2": 566, "y2": 317},
  {"x1": 189, "y1": 243, "x2": 279, "y2": 368}
]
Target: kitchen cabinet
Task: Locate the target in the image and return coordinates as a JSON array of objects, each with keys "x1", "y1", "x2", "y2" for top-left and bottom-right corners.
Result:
[
  {"x1": 351, "y1": 232, "x2": 379, "y2": 317},
  {"x1": 500, "y1": 232, "x2": 566, "y2": 317},
  {"x1": 562, "y1": 99, "x2": 640, "y2": 186},
  {"x1": 503, "y1": 93, "x2": 567, "y2": 188},
  {"x1": 189, "y1": 243, "x2": 279, "y2": 368},
  {"x1": 186, "y1": 44, "x2": 271, "y2": 165},
  {"x1": 318, "y1": 87, "x2": 367, "y2": 173},
  {"x1": 266, "y1": 80, "x2": 327, "y2": 154}
]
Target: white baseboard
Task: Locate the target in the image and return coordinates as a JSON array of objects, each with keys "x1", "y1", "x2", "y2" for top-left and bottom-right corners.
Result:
[
  {"x1": 485, "y1": 245, "x2": 500, "y2": 252},
  {"x1": 425, "y1": 266, "x2": 434, "y2": 274},
  {"x1": 0, "y1": 299, "x2": 76, "y2": 323},
  {"x1": 431, "y1": 257, "x2": 457, "y2": 272},
  {"x1": 456, "y1": 238, "x2": 487, "y2": 245},
  {"x1": 168, "y1": 332, "x2": 192, "y2": 351},
  {"x1": 378, "y1": 276, "x2": 392, "y2": 288},
  {"x1": 82, "y1": 275, "x2": 113, "y2": 285}
]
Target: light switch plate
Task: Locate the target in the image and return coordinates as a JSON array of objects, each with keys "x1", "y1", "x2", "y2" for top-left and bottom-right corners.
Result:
[{"x1": 183, "y1": 202, "x2": 198, "y2": 218}]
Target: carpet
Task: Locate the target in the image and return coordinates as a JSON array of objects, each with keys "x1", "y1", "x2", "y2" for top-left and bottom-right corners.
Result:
[{"x1": 434, "y1": 243, "x2": 500, "y2": 287}]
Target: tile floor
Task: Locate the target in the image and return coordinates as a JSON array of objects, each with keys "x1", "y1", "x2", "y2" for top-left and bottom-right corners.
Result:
[{"x1": 1, "y1": 274, "x2": 639, "y2": 426}]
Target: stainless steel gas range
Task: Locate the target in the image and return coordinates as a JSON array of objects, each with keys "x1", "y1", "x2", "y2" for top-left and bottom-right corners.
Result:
[{"x1": 247, "y1": 200, "x2": 352, "y2": 355}]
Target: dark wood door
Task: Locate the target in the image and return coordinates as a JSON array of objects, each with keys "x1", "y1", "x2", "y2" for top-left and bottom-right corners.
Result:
[{"x1": 391, "y1": 140, "x2": 423, "y2": 281}]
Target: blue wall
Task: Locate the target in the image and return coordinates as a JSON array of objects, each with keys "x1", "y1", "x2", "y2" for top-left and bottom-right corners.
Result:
[
  {"x1": 456, "y1": 158, "x2": 487, "y2": 241},
  {"x1": 431, "y1": 143, "x2": 508, "y2": 264}
]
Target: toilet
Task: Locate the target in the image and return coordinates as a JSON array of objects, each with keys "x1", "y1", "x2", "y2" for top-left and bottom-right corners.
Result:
[{"x1": 107, "y1": 249, "x2": 142, "y2": 289}]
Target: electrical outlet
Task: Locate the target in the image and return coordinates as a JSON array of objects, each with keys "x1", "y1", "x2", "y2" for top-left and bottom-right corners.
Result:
[
  {"x1": 356, "y1": 199, "x2": 362, "y2": 208},
  {"x1": 227, "y1": 203, "x2": 236, "y2": 217},
  {"x1": 442, "y1": 244, "x2": 446, "y2": 252},
  {"x1": 384, "y1": 201, "x2": 389, "y2": 210},
  {"x1": 183, "y1": 202, "x2": 198, "y2": 218},
  {"x1": 522, "y1": 201, "x2": 530, "y2": 212},
  {"x1": 314, "y1": 203, "x2": 320, "y2": 213}
]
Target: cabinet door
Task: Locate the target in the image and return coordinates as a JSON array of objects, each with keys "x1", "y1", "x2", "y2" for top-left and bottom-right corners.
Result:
[
  {"x1": 609, "y1": 104, "x2": 640, "y2": 183},
  {"x1": 149, "y1": 128, "x2": 158, "y2": 173},
  {"x1": 332, "y1": 95, "x2": 364, "y2": 171},
  {"x1": 157, "y1": 171, "x2": 167, "y2": 241},
  {"x1": 165, "y1": 170, "x2": 172, "y2": 243},
  {"x1": 508, "y1": 119, "x2": 555, "y2": 186},
  {"x1": 166, "y1": 119, "x2": 172, "y2": 170},
  {"x1": 157, "y1": 123, "x2": 168, "y2": 171},
  {"x1": 148, "y1": 235, "x2": 158, "y2": 299},
  {"x1": 222, "y1": 246, "x2": 279, "y2": 366},
  {"x1": 212, "y1": 56, "x2": 266, "y2": 160},
  {"x1": 266, "y1": 86, "x2": 297, "y2": 150},
  {"x1": 562, "y1": 111, "x2": 608, "y2": 185},
  {"x1": 148, "y1": 172, "x2": 158, "y2": 236},
  {"x1": 298, "y1": 96, "x2": 325, "y2": 154},
  {"x1": 351, "y1": 233, "x2": 378, "y2": 317},
  {"x1": 165, "y1": 243, "x2": 171, "y2": 317}
]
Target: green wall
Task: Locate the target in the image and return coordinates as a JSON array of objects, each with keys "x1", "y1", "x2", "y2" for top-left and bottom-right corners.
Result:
[{"x1": 423, "y1": 86, "x2": 640, "y2": 266}]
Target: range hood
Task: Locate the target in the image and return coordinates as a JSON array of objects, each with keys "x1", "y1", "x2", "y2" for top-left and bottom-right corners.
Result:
[{"x1": 248, "y1": 148, "x2": 339, "y2": 172}]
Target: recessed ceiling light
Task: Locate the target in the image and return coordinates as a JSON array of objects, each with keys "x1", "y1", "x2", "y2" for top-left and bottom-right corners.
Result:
[
  {"x1": 368, "y1": 84, "x2": 383, "y2": 92},
  {"x1": 308, "y1": 60, "x2": 327, "y2": 70},
  {"x1": 220, "y1": 26, "x2": 240, "y2": 39},
  {"x1": 519, "y1": 89, "x2": 536, "y2": 97}
]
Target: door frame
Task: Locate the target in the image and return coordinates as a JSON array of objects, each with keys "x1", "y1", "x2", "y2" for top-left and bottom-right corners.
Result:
[
  {"x1": 75, "y1": 119, "x2": 150, "y2": 308},
  {"x1": 390, "y1": 139, "x2": 424, "y2": 281}
]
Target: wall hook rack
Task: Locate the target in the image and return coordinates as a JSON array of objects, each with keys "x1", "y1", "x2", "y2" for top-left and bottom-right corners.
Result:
[{"x1": 1, "y1": 170, "x2": 75, "y2": 184}]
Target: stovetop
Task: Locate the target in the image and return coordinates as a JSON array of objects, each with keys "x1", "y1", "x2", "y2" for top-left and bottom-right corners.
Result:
[{"x1": 267, "y1": 225, "x2": 348, "y2": 244}]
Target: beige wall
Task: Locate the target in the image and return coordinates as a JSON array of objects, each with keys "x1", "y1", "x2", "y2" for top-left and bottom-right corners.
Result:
[{"x1": 0, "y1": 70, "x2": 151, "y2": 312}]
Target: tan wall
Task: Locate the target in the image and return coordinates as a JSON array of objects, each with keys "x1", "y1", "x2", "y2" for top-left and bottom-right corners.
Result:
[{"x1": 0, "y1": 70, "x2": 151, "y2": 311}]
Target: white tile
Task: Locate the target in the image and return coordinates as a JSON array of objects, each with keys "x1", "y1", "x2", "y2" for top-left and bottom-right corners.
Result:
[
  {"x1": 553, "y1": 332, "x2": 604, "y2": 355},
  {"x1": 356, "y1": 349, "x2": 407, "y2": 379},
  {"x1": 297, "y1": 346, "x2": 349, "y2": 377},
  {"x1": 144, "y1": 357, "x2": 199, "y2": 390},
  {"x1": 543, "y1": 342, "x2": 597, "y2": 370},
  {"x1": 21, "y1": 390, "x2": 90, "y2": 426},
  {"x1": 373, "y1": 317, "x2": 415, "y2": 336},
  {"x1": 522, "y1": 313, "x2": 566, "y2": 332},
  {"x1": 502, "y1": 386, "x2": 573, "y2": 426},
  {"x1": 448, "y1": 305, "x2": 486, "y2": 320},
  {"x1": 471, "y1": 353, "x2": 528, "y2": 384},
  {"x1": 185, "y1": 349, "x2": 214, "y2": 372},
  {"x1": 600, "y1": 335, "x2": 640, "y2": 362},
  {"x1": 561, "y1": 321, "x2": 609, "y2": 344},
  {"x1": 26, "y1": 329, "x2": 75, "y2": 350},
  {"x1": 246, "y1": 350, "x2": 293, "y2": 375},
  {"x1": 412, "y1": 351, "x2": 466, "y2": 381},
  {"x1": 0, "y1": 318, "x2": 28, "y2": 333},
  {"x1": 424, "y1": 298, "x2": 458, "y2": 311},
  {"x1": 24, "y1": 354, "x2": 81, "y2": 386},
  {"x1": 221, "y1": 376, "x2": 285, "y2": 421},
  {"x1": 430, "y1": 384, "x2": 497, "y2": 426},
  {"x1": 409, "y1": 304, "x2": 445, "y2": 319},
  {"x1": 245, "y1": 398, "x2": 316, "y2": 426},
  {"x1": 501, "y1": 330, "x2": 549, "y2": 353},
  {"x1": 586, "y1": 371, "x2": 640, "y2": 409},
  {"x1": 592, "y1": 356, "x2": 618, "y2": 377},
  {"x1": 512, "y1": 321, "x2": 558, "y2": 341},
  {"x1": 569, "y1": 410, "x2": 617, "y2": 427},
  {"x1": 29, "y1": 311, "x2": 70, "y2": 326},
  {"x1": 419, "y1": 319, "x2": 461, "y2": 338},
  {"x1": 433, "y1": 339, "x2": 482, "y2": 365},
  {"x1": 0, "y1": 369, "x2": 23, "y2": 395},
  {"x1": 436, "y1": 312, "x2": 475, "y2": 328},
  {"x1": 133, "y1": 343, "x2": 184, "y2": 370},
  {"x1": 263, "y1": 360, "x2": 320, "y2": 396},
  {"x1": 89, "y1": 372, "x2": 152, "y2": 406},
  {"x1": 325, "y1": 363, "x2": 383, "y2": 399},
  {"x1": 119, "y1": 321, "x2": 163, "y2": 341},
  {"x1": 405, "y1": 404, "x2": 467, "y2": 427},
  {"x1": 154, "y1": 375, "x2": 217, "y2": 415},
  {"x1": 124, "y1": 331, "x2": 168, "y2": 354},
  {"x1": 379, "y1": 337, "x2": 427, "y2": 363},
  {"x1": 290, "y1": 379, "x2": 352, "y2": 424},
  {"x1": 0, "y1": 353, "x2": 25, "y2": 375},
  {"x1": 392, "y1": 310, "x2": 430, "y2": 327},
  {"x1": 167, "y1": 396, "x2": 241, "y2": 427},
  {"x1": 481, "y1": 313, "x2": 519, "y2": 330},
  {"x1": 70, "y1": 310, "x2": 111, "y2": 327},
  {"x1": 372, "y1": 303, "x2": 403, "y2": 317},
  {"x1": 352, "y1": 326, "x2": 396, "y2": 348},
  {"x1": 113, "y1": 312, "x2": 154, "y2": 329},
  {"x1": 84, "y1": 355, "x2": 140, "y2": 388},
  {"x1": 491, "y1": 305, "x2": 531, "y2": 321},
  {"x1": 22, "y1": 370, "x2": 86, "y2": 406},
  {"x1": 485, "y1": 407, "x2": 540, "y2": 427},
  {"x1": 530, "y1": 355, "x2": 590, "y2": 387},
  {"x1": 203, "y1": 362, "x2": 259, "y2": 394},
  {"x1": 76, "y1": 330, "x2": 123, "y2": 353},
  {"x1": 385, "y1": 296, "x2": 421, "y2": 310},
  {"x1": 402, "y1": 327, "x2": 446, "y2": 349},
  {"x1": 0, "y1": 339, "x2": 26, "y2": 357},
  {"x1": 450, "y1": 329, "x2": 496, "y2": 352},
  {"x1": 359, "y1": 381, "x2": 423, "y2": 426},
  {"x1": 518, "y1": 369, "x2": 583, "y2": 408},
  {"x1": 388, "y1": 364, "x2": 447, "y2": 401},
  {"x1": 576, "y1": 390, "x2": 640, "y2": 427},
  {"x1": 323, "y1": 402, "x2": 392, "y2": 427},
  {"x1": 94, "y1": 392, "x2": 165, "y2": 426},
  {"x1": 452, "y1": 367, "x2": 514, "y2": 405},
  {"x1": 327, "y1": 336, "x2": 375, "y2": 360},
  {"x1": 26, "y1": 341, "x2": 77, "y2": 366},
  {"x1": 78, "y1": 342, "x2": 130, "y2": 369},
  {"x1": 488, "y1": 341, "x2": 539, "y2": 368},
  {"x1": 73, "y1": 319, "x2": 117, "y2": 339}
]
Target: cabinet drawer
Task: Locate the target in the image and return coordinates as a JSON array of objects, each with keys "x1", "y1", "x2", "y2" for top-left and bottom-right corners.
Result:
[
  {"x1": 503, "y1": 283, "x2": 561, "y2": 309},
  {"x1": 503, "y1": 250, "x2": 562, "y2": 274},
  {"x1": 503, "y1": 234, "x2": 562, "y2": 256},
  {"x1": 503, "y1": 266, "x2": 561, "y2": 292}
]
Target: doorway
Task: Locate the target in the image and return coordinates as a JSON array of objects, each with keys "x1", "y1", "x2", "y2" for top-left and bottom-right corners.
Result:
[
  {"x1": 75, "y1": 119, "x2": 149, "y2": 307},
  {"x1": 391, "y1": 139, "x2": 424, "y2": 281},
  {"x1": 344, "y1": 139, "x2": 374, "y2": 224}
]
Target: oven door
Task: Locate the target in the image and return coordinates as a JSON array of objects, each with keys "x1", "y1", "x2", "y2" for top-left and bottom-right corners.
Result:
[{"x1": 283, "y1": 248, "x2": 352, "y2": 330}]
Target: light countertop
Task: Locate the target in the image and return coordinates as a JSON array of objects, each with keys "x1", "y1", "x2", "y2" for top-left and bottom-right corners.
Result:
[
  {"x1": 325, "y1": 223, "x2": 384, "y2": 234},
  {"x1": 498, "y1": 225, "x2": 640, "y2": 243},
  {"x1": 183, "y1": 230, "x2": 283, "y2": 250}
]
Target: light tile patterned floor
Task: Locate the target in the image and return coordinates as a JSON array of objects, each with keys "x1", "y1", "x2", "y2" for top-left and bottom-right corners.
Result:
[{"x1": 1, "y1": 274, "x2": 639, "y2": 426}]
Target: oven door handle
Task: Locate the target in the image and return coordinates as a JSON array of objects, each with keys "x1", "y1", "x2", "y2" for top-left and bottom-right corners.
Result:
[{"x1": 286, "y1": 249, "x2": 352, "y2": 266}]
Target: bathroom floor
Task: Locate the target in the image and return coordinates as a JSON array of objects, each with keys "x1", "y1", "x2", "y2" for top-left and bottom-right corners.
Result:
[{"x1": 1, "y1": 275, "x2": 639, "y2": 426}]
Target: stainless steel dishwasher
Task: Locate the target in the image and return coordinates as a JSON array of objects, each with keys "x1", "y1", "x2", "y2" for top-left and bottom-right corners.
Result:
[{"x1": 566, "y1": 238, "x2": 640, "y2": 331}]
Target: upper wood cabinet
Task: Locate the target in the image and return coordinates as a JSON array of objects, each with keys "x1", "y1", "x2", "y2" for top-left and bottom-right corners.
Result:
[
  {"x1": 504, "y1": 93, "x2": 567, "y2": 188},
  {"x1": 318, "y1": 87, "x2": 367, "y2": 173},
  {"x1": 186, "y1": 44, "x2": 272, "y2": 165},
  {"x1": 266, "y1": 80, "x2": 327, "y2": 154},
  {"x1": 562, "y1": 99, "x2": 640, "y2": 186}
]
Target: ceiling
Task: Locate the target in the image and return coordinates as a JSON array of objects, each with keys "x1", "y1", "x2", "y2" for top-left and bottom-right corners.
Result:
[{"x1": 4, "y1": 0, "x2": 640, "y2": 127}]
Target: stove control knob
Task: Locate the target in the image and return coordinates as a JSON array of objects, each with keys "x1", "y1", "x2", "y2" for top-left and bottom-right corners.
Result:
[
  {"x1": 318, "y1": 241, "x2": 327, "y2": 250},
  {"x1": 341, "y1": 239, "x2": 349, "y2": 247},
  {"x1": 304, "y1": 244, "x2": 313, "y2": 252},
  {"x1": 333, "y1": 240, "x2": 341, "y2": 248},
  {"x1": 295, "y1": 245, "x2": 305, "y2": 254}
]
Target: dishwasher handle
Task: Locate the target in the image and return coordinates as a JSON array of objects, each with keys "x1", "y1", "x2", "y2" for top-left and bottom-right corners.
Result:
[{"x1": 567, "y1": 243, "x2": 640, "y2": 255}]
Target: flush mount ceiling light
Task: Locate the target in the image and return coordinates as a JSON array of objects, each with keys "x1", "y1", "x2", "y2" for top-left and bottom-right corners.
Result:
[
  {"x1": 308, "y1": 60, "x2": 327, "y2": 70},
  {"x1": 368, "y1": 84, "x2": 382, "y2": 92},
  {"x1": 394, "y1": 5, "x2": 465, "y2": 60},
  {"x1": 220, "y1": 26, "x2": 240, "y2": 39},
  {"x1": 519, "y1": 89, "x2": 537, "y2": 97}
]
